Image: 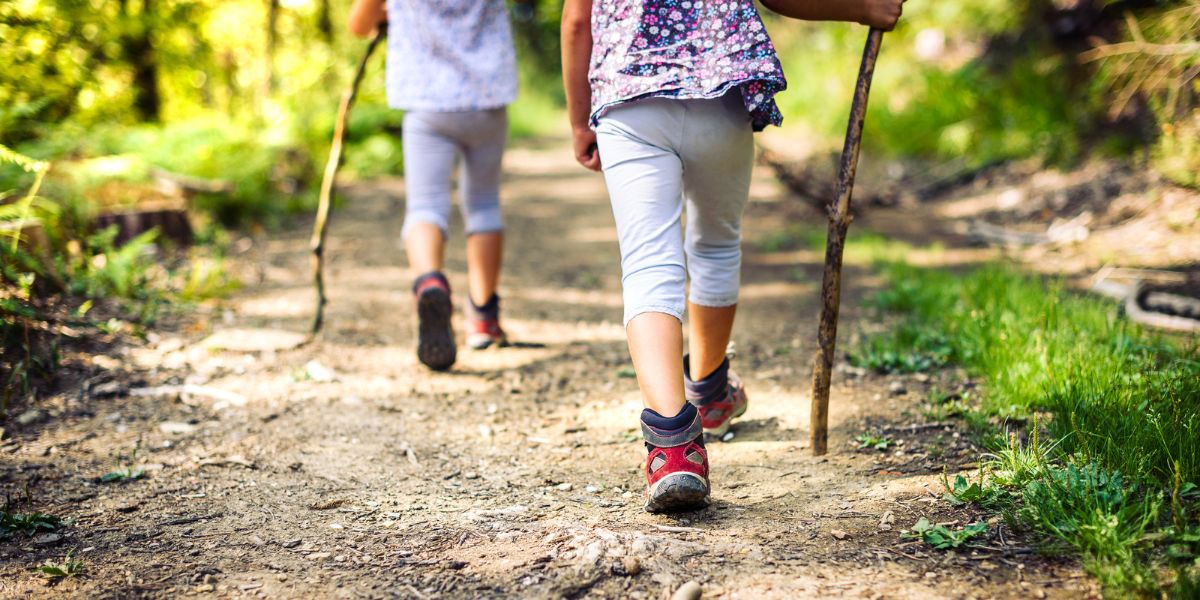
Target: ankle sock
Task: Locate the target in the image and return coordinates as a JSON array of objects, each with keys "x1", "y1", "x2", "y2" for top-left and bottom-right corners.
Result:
[
  {"x1": 640, "y1": 402, "x2": 702, "y2": 450},
  {"x1": 469, "y1": 293, "x2": 500, "y2": 319},
  {"x1": 412, "y1": 271, "x2": 449, "y2": 294},
  {"x1": 684, "y1": 355, "x2": 729, "y2": 406}
]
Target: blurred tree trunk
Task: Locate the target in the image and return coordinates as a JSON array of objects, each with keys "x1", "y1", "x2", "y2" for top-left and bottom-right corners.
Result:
[
  {"x1": 124, "y1": 0, "x2": 161, "y2": 121},
  {"x1": 265, "y1": 0, "x2": 280, "y2": 96},
  {"x1": 221, "y1": 50, "x2": 239, "y2": 117},
  {"x1": 316, "y1": 0, "x2": 333, "y2": 45}
]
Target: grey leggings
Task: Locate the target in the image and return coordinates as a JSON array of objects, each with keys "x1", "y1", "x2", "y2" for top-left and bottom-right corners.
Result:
[
  {"x1": 595, "y1": 92, "x2": 754, "y2": 325},
  {"x1": 402, "y1": 108, "x2": 507, "y2": 238}
]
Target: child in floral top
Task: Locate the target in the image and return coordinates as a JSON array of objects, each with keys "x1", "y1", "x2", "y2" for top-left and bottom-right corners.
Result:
[{"x1": 562, "y1": 0, "x2": 902, "y2": 512}]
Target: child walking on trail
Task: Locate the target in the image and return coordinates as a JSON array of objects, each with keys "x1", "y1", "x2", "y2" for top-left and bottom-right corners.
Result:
[
  {"x1": 348, "y1": 0, "x2": 525, "y2": 371},
  {"x1": 561, "y1": 0, "x2": 902, "y2": 512}
]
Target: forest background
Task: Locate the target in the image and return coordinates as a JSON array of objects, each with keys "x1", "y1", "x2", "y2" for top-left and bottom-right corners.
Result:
[
  {"x1": 1, "y1": 2, "x2": 1198, "y2": 595},
  {"x1": 2, "y1": 0, "x2": 1196, "y2": 348}
]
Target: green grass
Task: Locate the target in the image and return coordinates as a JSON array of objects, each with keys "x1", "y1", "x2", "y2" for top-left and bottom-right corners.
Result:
[
  {"x1": 856, "y1": 262, "x2": 1200, "y2": 595},
  {"x1": 848, "y1": 321, "x2": 954, "y2": 373},
  {"x1": 923, "y1": 387, "x2": 975, "y2": 422},
  {"x1": 864, "y1": 263, "x2": 1200, "y2": 484}
]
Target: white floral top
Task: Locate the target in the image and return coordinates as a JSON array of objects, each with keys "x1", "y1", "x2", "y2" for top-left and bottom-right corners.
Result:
[
  {"x1": 589, "y1": 0, "x2": 787, "y2": 131},
  {"x1": 385, "y1": 0, "x2": 518, "y2": 112}
]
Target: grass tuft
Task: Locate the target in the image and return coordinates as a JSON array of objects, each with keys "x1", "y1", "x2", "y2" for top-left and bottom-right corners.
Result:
[
  {"x1": 857, "y1": 262, "x2": 1200, "y2": 594},
  {"x1": 36, "y1": 549, "x2": 85, "y2": 581},
  {"x1": 0, "y1": 510, "x2": 62, "y2": 539}
]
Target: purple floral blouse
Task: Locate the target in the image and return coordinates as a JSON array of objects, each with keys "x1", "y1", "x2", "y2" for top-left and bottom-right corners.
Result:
[{"x1": 589, "y1": 0, "x2": 787, "y2": 131}]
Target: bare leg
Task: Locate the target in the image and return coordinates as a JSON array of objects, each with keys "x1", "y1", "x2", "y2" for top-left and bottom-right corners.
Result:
[
  {"x1": 404, "y1": 222, "x2": 446, "y2": 275},
  {"x1": 627, "y1": 312, "x2": 687, "y2": 416},
  {"x1": 466, "y1": 231, "x2": 503, "y2": 307},
  {"x1": 688, "y1": 302, "x2": 737, "y2": 379}
]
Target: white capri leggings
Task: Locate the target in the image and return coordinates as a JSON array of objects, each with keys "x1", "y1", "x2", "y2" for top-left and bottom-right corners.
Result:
[
  {"x1": 402, "y1": 108, "x2": 507, "y2": 239},
  {"x1": 595, "y1": 92, "x2": 754, "y2": 325}
]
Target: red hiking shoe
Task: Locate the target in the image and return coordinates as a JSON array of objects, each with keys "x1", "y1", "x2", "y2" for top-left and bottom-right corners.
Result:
[
  {"x1": 465, "y1": 295, "x2": 509, "y2": 350},
  {"x1": 413, "y1": 272, "x2": 456, "y2": 371},
  {"x1": 642, "y1": 404, "x2": 710, "y2": 513},
  {"x1": 685, "y1": 355, "x2": 749, "y2": 438}
]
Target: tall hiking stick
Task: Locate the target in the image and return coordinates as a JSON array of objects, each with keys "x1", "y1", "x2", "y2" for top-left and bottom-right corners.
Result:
[
  {"x1": 310, "y1": 25, "x2": 387, "y2": 336},
  {"x1": 809, "y1": 28, "x2": 884, "y2": 456}
]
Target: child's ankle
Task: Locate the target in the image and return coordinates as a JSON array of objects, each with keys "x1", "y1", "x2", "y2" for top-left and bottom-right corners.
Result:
[
  {"x1": 684, "y1": 355, "x2": 729, "y2": 404},
  {"x1": 640, "y1": 402, "x2": 702, "y2": 449},
  {"x1": 412, "y1": 271, "x2": 449, "y2": 294},
  {"x1": 469, "y1": 293, "x2": 500, "y2": 318}
]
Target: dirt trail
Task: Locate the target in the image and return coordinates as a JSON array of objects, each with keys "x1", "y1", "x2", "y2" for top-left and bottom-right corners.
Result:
[{"x1": 1, "y1": 137, "x2": 1094, "y2": 598}]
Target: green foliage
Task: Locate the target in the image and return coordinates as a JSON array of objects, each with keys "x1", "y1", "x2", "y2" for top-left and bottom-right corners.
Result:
[
  {"x1": 100, "y1": 442, "x2": 146, "y2": 484},
  {"x1": 1043, "y1": 349, "x2": 1200, "y2": 491},
  {"x1": 943, "y1": 472, "x2": 1005, "y2": 507},
  {"x1": 986, "y1": 430, "x2": 1054, "y2": 489},
  {"x1": 768, "y1": 0, "x2": 1197, "y2": 174},
  {"x1": 769, "y1": 5, "x2": 1092, "y2": 168},
  {"x1": 1085, "y1": 4, "x2": 1200, "y2": 188},
  {"x1": 854, "y1": 432, "x2": 893, "y2": 451},
  {"x1": 72, "y1": 228, "x2": 159, "y2": 300},
  {"x1": 0, "y1": 510, "x2": 63, "y2": 539},
  {"x1": 1172, "y1": 566, "x2": 1200, "y2": 599},
  {"x1": 2, "y1": 158, "x2": 236, "y2": 403},
  {"x1": 1019, "y1": 462, "x2": 1162, "y2": 593},
  {"x1": 99, "y1": 468, "x2": 146, "y2": 484},
  {"x1": 0, "y1": 143, "x2": 49, "y2": 250},
  {"x1": 177, "y1": 252, "x2": 239, "y2": 301},
  {"x1": 757, "y1": 224, "x2": 824, "y2": 253},
  {"x1": 36, "y1": 549, "x2": 85, "y2": 581},
  {"x1": 874, "y1": 53, "x2": 1085, "y2": 166},
  {"x1": 904, "y1": 517, "x2": 988, "y2": 549}
]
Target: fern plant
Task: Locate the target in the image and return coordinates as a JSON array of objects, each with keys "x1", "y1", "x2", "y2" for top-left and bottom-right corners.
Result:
[{"x1": 0, "y1": 143, "x2": 50, "y2": 251}]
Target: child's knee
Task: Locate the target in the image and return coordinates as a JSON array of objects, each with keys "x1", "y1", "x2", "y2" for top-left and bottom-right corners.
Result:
[
  {"x1": 622, "y1": 264, "x2": 686, "y2": 326},
  {"x1": 402, "y1": 212, "x2": 450, "y2": 240},
  {"x1": 463, "y1": 201, "x2": 503, "y2": 235},
  {"x1": 685, "y1": 242, "x2": 742, "y2": 306},
  {"x1": 686, "y1": 238, "x2": 741, "y2": 263}
]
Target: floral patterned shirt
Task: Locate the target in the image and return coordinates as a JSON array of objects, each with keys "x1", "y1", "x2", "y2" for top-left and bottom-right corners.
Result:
[
  {"x1": 385, "y1": 0, "x2": 518, "y2": 112},
  {"x1": 589, "y1": 0, "x2": 787, "y2": 131}
]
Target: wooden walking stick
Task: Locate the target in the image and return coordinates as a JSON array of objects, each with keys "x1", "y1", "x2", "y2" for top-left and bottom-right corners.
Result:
[
  {"x1": 809, "y1": 28, "x2": 884, "y2": 456},
  {"x1": 310, "y1": 24, "x2": 387, "y2": 336}
]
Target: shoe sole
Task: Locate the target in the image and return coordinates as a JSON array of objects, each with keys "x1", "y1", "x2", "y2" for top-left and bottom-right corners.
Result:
[
  {"x1": 466, "y1": 333, "x2": 510, "y2": 350},
  {"x1": 645, "y1": 472, "x2": 711, "y2": 513},
  {"x1": 416, "y1": 288, "x2": 456, "y2": 371}
]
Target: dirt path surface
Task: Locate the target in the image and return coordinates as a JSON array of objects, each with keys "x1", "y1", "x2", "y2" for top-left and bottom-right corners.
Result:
[{"x1": 1, "y1": 138, "x2": 1095, "y2": 598}]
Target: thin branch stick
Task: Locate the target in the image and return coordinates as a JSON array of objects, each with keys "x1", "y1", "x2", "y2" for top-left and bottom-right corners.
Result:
[
  {"x1": 809, "y1": 29, "x2": 884, "y2": 456},
  {"x1": 1080, "y1": 41, "x2": 1200, "y2": 62},
  {"x1": 310, "y1": 25, "x2": 387, "y2": 336}
]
